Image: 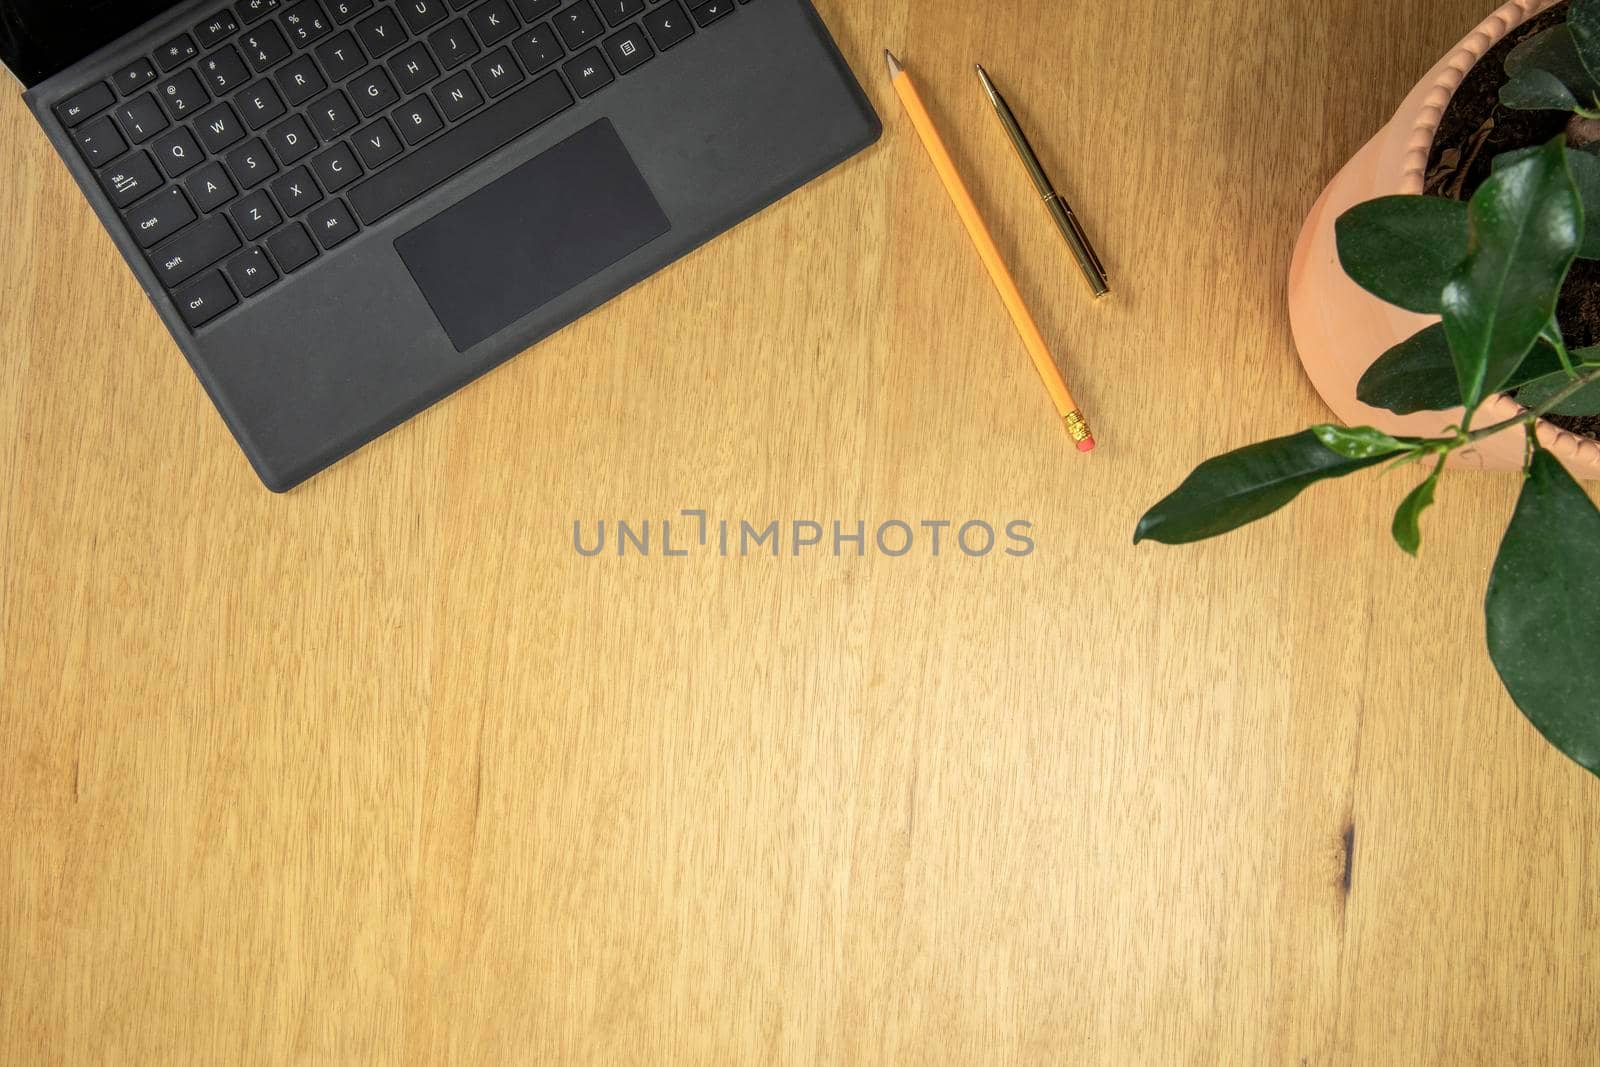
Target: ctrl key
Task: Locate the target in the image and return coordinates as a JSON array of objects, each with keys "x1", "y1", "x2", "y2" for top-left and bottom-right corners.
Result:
[{"x1": 173, "y1": 270, "x2": 238, "y2": 328}]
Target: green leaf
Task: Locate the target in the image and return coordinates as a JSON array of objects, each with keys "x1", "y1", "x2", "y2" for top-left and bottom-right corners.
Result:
[
  {"x1": 1568, "y1": 0, "x2": 1600, "y2": 89},
  {"x1": 1441, "y1": 138, "x2": 1582, "y2": 411},
  {"x1": 1357, "y1": 322, "x2": 1568, "y2": 414},
  {"x1": 1391, "y1": 460, "x2": 1443, "y2": 557},
  {"x1": 1515, "y1": 360, "x2": 1600, "y2": 415},
  {"x1": 1336, "y1": 196, "x2": 1470, "y2": 313},
  {"x1": 1134, "y1": 430, "x2": 1404, "y2": 546},
  {"x1": 1501, "y1": 68, "x2": 1583, "y2": 112},
  {"x1": 1507, "y1": 23, "x2": 1600, "y2": 98},
  {"x1": 1357, "y1": 324, "x2": 1461, "y2": 413},
  {"x1": 1494, "y1": 146, "x2": 1600, "y2": 258},
  {"x1": 1312, "y1": 424, "x2": 1415, "y2": 459},
  {"x1": 1485, "y1": 446, "x2": 1600, "y2": 778}
]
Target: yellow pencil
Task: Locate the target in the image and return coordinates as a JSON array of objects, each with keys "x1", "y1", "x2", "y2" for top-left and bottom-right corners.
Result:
[{"x1": 885, "y1": 50, "x2": 1096, "y2": 452}]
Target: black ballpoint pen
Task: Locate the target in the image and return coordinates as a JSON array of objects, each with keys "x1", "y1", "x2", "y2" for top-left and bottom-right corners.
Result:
[{"x1": 976, "y1": 64, "x2": 1110, "y2": 298}]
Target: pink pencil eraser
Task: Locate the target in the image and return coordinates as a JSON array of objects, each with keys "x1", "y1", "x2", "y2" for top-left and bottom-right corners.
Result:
[{"x1": 1077, "y1": 437, "x2": 1097, "y2": 453}]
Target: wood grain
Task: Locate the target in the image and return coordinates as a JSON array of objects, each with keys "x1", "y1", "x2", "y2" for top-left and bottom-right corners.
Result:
[{"x1": 3, "y1": 0, "x2": 1598, "y2": 1062}]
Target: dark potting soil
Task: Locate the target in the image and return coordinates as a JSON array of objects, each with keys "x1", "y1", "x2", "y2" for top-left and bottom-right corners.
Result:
[{"x1": 1422, "y1": 1, "x2": 1600, "y2": 440}]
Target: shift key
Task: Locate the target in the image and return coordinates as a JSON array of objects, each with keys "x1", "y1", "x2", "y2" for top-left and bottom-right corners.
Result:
[{"x1": 148, "y1": 215, "x2": 241, "y2": 289}]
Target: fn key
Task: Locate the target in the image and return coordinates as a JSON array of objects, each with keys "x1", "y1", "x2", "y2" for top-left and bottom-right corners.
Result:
[{"x1": 173, "y1": 270, "x2": 237, "y2": 327}]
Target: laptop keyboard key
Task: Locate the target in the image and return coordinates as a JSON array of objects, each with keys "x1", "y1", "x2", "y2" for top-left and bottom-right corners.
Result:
[
  {"x1": 562, "y1": 49, "x2": 612, "y2": 97},
  {"x1": 113, "y1": 60, "x2": 159, "y2": 97},
  {"x1": 114, "y1": 93, "x2": 169, "y2": 144},
  {"x1": 432, "y1": 71, "x2": 482, "y2": 121},
  {"x1": 271, "y1": 166, "x2": 323, "y2": 214},
  {"x1": 388, "y1": 43, "x2": 440, "y2": 94},
  {"x1": 242, "y1": 23, "x2": 293, "y2": 71},
  {"x1": 314, "y1": 32, "x2": 367, "y2": 81},
  {"x1": 155, "y1": 34, "x2": 200, "y2": 73},
  {"x1": 640, "y1": 1, "x2": 691, "y2": 50},
  {"x1": 196, "y1": 102, "x2": 248, "y2": 152},
  {"x1": 353, "y1": 118, "x2": 403, "y2": 168},
  {"x1": 597, "y1": 0, "x2": 644, "y2": 28},
  {"x1": 186, "y1": 161, "x2": 239, "y2": 212},
  {"x1": 355, "y1": 8, "x2": 408, "y2": 58},
  {"x1": 226, "y1": 247, "x2": 279, "y2": 296},
  {"x1": 393, "y1": 97, "x2": 443, "y2": 143},
  {"x1": 468, "y1": 0, "x2": 519, "y2": 45},
  {"x1": 236, "y1": 81, "x2": 286, "y2": 130},
  {"x1": 150, "y1": 215, "x2": 242, "y2": 287},
  {"x1": 56, "y1": 82, "x2": 114, "y2": 127},
  {"x1": 196, "y1": 10, "x2": 241, "y2": 48},
  {"x1": 512, "y1": 0, "x2": 560, "y2": 19},
  {"x1": 201, "y1": 46, "x2": 253, "y2": 94},
  {"x1": 98, "y1": 152, "x2": 162, "y2": 208},
  {"x1": 225, "y1": 137, "x2": 279, "y2": 187},
  {"x1": 267, "y1": 222, "x2": 319, "y2": 272},
  {"x1": 231, "y1": 189, "x2": 282, "y2": 238},
  {"x1": 308, "y1": 199, "x2": 359, "y2": 249},
  {"x1": 125, "y1": 186, "x2": 196, "y2": 249},
  {"x1": 237, "y1": 0, "x2": 282, "y2": 25},
  {"x1": 281, "y1": 1, "x2": 333, "y2": 46},
  {"x1": 277, "y1": 54, "x2": 328, "y2": 104},
  {"x1": 398, "y1": 0, "x2": 448, "y2": 34},
  {"x1": 472, "y1": 48, "x2": 523, "y2": 98},
  {"x1": 157, "y1": 70, "x2": 210, "y2": 121},
  {"x1": 690, "y1": 0, "x2": 732, "y2": 27},
  {"x1": 152, "y1": 127, "x2": 203, "y2": 177},
  {"x1": 603, "y1": 25, "x2": 652, "y2": 74},
  {"x1": 327, "y1": 0, "x2": 375, "y2": 23},
  {"x1": 430, "y1": 20, "x2": 479, "y2": 68},
  {"x1": 511, "y1": 24, "x2": 563, "y2": 72},
  {"x1": 350, "y1": 67, "x2": 399, "y2": 115},
  {"x1": 642, "y1": 2, "x2": 692, "y2": 50},
  {"x1": 308, "y1": 90, "x2": 359, "y2": 138},
  {"x1": 73, "y1": 114, "x2": 127, "y2": 167},
  {"x1": 173, "y1": 270, "x2": 238, "y2": 327},
  {"x1": 313, "y1": 143, "x2": 363, "y2": 191},
  {"x1": 555, "y1": 2, "x2": 603, "y2": 49},
  {"x1": 267, "y1": 114, "x2": 318, "y2": 164}
]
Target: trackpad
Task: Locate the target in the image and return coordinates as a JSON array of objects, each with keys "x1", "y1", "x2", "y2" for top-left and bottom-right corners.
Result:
[{"x1": 396, "y1": 119, "x2": 670, "y2": 352}]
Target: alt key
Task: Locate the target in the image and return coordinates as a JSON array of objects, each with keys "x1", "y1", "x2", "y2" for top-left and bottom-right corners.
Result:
[{"x1": 561, "y1": 48, "x2": 613, "y2": 98}]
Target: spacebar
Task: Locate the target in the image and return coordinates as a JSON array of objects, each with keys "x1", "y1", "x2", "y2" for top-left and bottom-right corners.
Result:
[{"x1": 348, "y1": 73, "x2": 576, "y2": 225}]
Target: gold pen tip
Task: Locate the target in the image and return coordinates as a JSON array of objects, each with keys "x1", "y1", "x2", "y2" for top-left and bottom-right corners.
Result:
[{"x1": 974, "y1": 64, "x2": 999, "y2": 102}]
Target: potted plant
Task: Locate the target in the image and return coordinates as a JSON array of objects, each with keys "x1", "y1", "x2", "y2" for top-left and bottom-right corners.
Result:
[
  {"x1": 1138, "y1": 0, "x2": 1600, "y2": 778},
  {"x1": 1288, "y1": 0, "x2": 1600, "y2": 475}
]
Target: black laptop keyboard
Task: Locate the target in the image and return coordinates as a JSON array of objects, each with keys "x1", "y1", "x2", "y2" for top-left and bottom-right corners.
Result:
[{"x1": 51, "y1": 0, "x2": 745, "y2": 331}]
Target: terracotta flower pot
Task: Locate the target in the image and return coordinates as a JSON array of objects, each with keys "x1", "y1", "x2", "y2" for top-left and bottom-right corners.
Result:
[{"x1": 1288, "y1": 0, "x2": 1600, "y2": 477}]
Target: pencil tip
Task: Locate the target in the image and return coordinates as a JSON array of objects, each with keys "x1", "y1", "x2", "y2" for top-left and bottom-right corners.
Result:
[{"x1": 884, "y1": 49, "x2": 902, "y2": 78}]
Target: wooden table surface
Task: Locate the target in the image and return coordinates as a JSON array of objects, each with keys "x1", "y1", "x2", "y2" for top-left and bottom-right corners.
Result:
[{"x1": 4, "y1": 0, "x2": 1599, "y2": 1062}]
